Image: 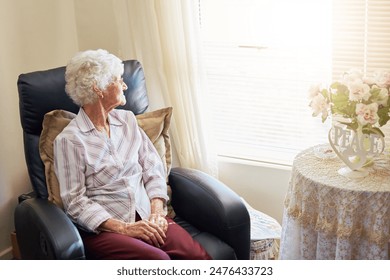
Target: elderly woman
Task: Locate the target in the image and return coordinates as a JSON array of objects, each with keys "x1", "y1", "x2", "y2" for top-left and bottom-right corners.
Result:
[{"x1": 53, "y1": 49, "x2": 211, "y2": 260}]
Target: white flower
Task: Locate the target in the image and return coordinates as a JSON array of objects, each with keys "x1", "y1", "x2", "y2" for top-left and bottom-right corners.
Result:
[
  {"x1": 355, "y1": 103, "x2": 379, "y2": 126},
  {"x1": 342, "y1": 69, "x2": 363, "y2": 83},
  {"x1": 373, "y1": 71, "x2": 390, "y2": 87},
  {"x1": 308, "y1": 84, "x2": 321, "y2": 99},
  {"x1": 310, "y1": 94, "x2": 329, "y2": 119},
  {"x1": 347, "y1": 80, "x2": 371, "y2": 101}
]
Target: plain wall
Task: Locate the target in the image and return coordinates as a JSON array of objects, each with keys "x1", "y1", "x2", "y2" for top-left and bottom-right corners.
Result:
[
  {"x1": 0, "y1": 0, "x2": 80, "y2": 259},
  {"x1": 218, "y1": 159, "x2": 290, "y2": 224}
]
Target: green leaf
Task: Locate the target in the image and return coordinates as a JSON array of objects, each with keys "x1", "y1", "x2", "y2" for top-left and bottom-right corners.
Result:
[
  {"x1": 329, "y1": 82, "x2": 359, "y2": 119},
  {"x1": 369, "y1": 87, "x2": 381, "y2": 99},
  {"x1": 321, "y1": 89, "x2": 330, "y2": 100},
  {"x1": 362, "y1": 126, "x2": 385, "y2": 137},
  {"x1": 330, "y1": 82, "x2": 348, "y2": 95},
  {"x1": 332, "y1": 92, "x2": 349, "y2": 103},
  {"x1": 377, "y1": 106, "x2": 390, "y2": 126},
  {"x1": 343, "y1": 122, "x2": 358, "y2": 131},
  {"x1": 332, "y1": 98, "x2": 356, "y2": 118}
]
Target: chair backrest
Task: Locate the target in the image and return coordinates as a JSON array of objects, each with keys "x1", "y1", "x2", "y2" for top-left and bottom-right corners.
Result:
[{"x1": 17, "y1": 60, "x2": 149, "y2": 198}]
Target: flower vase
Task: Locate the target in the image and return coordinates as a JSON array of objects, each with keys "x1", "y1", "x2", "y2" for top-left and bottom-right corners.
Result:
[{"x1": 328, "y1": 122, "x2": 385, "y2": 178}]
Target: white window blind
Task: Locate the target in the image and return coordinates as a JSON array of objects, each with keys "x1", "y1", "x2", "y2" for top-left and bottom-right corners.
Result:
[{"x1": 200, "y1": 0, "x2": 390, "y2": 165}]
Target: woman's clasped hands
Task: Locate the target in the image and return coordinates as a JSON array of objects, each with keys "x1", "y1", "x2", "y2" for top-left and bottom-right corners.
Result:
[{"x1": 121, "y1": 215, "x2": 167, "y2": 248}]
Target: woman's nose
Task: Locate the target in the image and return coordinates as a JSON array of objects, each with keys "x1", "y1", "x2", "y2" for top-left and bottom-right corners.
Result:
[{"x1": 122, "y1": 81, "x2": 128, "y2": 90}]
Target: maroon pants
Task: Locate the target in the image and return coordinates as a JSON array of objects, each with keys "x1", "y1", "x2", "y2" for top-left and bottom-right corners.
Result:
[{"x1": 79, "y1": 216, "x2": 211, "y2": 260}]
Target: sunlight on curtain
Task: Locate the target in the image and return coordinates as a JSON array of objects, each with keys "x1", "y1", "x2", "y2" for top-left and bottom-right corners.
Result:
[{"x1": 113, "y1": 0, "x2": 218, "y2": 176}]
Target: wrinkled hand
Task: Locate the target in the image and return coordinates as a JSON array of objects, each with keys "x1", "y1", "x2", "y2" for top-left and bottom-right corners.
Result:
[
  {"x1": 121, "y1": 220, "x2": 166, "y2": 247},
  {"x1": 149, "y1": 198, "x2": 168, "y2": 233},
  {"x1": 149, "y1": 213, "x2": 168, "y2": 233}
]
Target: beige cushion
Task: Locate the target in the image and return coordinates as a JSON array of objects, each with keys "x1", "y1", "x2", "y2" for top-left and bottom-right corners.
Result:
[
  {"x1": 39, "y1": 110, "x2": 76, "y2": 208},
  {"x1": 39, "y1": 107, "x2": 173, "y2": 211},
  {"x1": 135, "y1": 107, "x2": 173, "y2": 177}
]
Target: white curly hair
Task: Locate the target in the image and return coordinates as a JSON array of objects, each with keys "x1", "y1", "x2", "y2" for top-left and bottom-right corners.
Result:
[{"x1": 65, "y1": 49, "x2": 124, "y2": 106}]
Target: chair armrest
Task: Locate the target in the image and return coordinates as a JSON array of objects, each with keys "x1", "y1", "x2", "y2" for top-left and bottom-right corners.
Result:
[
  {"x1": 14, "y1": 198, "x2": 85, "y2": 259},
  {"x1": 168, "y1": 167, "x2": 250, "y2": 260}
]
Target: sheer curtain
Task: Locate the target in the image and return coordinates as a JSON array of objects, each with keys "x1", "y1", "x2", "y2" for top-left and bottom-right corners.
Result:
[{"x1": 113, "y1": 0, "x2": 217, "y2": 176}]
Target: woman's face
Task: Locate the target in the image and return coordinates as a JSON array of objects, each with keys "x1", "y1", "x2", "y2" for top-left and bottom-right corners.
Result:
[{"x1": 102, "y1": 76, "x2": 128, "y2": 110}]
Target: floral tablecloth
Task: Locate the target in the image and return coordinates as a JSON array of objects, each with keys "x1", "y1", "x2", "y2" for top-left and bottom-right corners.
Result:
[{"x1": 279, "y1": 144, "x2": 390, "y2": 259}]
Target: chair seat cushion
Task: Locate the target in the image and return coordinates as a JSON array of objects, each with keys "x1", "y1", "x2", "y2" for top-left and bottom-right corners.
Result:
[{"x1": 173, "y1": 215, "x2": 236, "y2": 260}]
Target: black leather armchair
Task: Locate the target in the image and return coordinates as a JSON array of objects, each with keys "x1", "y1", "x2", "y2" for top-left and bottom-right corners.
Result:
[{"x1": 14, "y1": 60, "x2": 250, "y2": 260}]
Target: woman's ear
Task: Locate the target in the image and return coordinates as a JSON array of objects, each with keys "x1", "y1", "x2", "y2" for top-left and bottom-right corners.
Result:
[{"x1": 92, "y1": 84, "x2": 104, "y2": 98}]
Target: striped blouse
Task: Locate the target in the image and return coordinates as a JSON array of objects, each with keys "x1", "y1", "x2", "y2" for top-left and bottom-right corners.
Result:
[{"x1": 53, "y1": 108, "x2": 169, "y2": 233}]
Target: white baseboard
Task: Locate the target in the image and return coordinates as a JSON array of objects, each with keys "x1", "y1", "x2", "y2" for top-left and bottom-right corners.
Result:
[{"x1": 0, "y1": 247, "x2": 13, "y2": 260}]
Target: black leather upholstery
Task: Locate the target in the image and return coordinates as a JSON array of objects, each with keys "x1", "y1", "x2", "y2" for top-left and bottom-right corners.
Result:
[
  {"x1": 169, "y1": 168, "x2": 250, "y2": 260},
  {"x1": 14, "y1": 198, "x2": 84, "y2": 259},
  {"x1": 15, "y1": 60, "x2": 251, "y2": 260}
]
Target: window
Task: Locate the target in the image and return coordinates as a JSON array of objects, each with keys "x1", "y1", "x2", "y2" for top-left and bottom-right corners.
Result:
[{"x1": 200, "y1": 0, "x2": 390, "y2": 166}]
